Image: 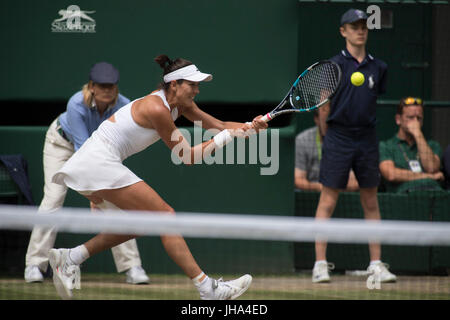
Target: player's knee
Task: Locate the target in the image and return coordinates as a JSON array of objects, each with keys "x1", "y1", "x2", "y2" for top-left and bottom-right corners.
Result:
[{"x1": 85, "y1": 194, "x2": 104, "y2": 205}]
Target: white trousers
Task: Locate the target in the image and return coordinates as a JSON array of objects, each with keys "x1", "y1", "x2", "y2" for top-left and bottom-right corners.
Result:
[{"x1": 25, "y1": 118, "x2": 143, "y2": 273}]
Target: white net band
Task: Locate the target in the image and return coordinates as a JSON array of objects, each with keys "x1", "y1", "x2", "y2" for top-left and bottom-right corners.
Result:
[{"x1": 1, "y1": 205, "x2": 449, "y2": 246}]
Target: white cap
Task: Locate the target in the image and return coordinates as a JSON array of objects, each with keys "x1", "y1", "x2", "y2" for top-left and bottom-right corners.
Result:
[{"x1": 163, "y1": 64, "x2": 212, "y2": 83}]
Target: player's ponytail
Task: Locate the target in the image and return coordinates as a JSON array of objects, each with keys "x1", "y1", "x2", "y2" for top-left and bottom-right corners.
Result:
[
  {"x1": 154, "y1": 54, "x2": 173, "y2": 71},
  {"x1": 154, "y1": 54, "x2": 194, "y2": 90}
]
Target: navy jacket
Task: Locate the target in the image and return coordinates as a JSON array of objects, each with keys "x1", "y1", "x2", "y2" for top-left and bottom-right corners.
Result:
[{"x1": 0, "y1": 154, "x2": 35, "y2": 205}]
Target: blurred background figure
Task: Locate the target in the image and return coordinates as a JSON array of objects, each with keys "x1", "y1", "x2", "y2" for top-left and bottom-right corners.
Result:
[{"x1": 379, "y1": 97, "x2": 444, "y2": 193}]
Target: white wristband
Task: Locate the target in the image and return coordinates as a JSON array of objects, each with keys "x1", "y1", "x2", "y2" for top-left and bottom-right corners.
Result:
[{"x1": 213, "y1": 129, "x2": 232, "y2": 148}]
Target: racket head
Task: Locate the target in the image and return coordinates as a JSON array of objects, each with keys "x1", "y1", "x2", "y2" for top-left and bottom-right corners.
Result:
[
  {"x1": 289, "y1": 60, "x2": 342, "y2": 112},
  {"x1": 261, "y1": 60, "x2": 342, "y2": 122}
]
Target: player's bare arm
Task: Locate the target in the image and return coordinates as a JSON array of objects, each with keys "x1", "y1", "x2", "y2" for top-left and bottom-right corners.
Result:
[
  {"x1": 183, "y1": 102, "x2": 267, "y2": 133},
  {"x1": 182, "y1": 102, "x2": 242, "y2": 130},
  {"x1": 136, "y1": 98, "x2": 213, "y2": 165}
]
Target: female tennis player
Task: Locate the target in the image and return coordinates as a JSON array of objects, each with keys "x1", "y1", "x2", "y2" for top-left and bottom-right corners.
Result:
[
  {"x1": 49, "y1": 54, "x2": 267, "y2": 300},
  {"x1": 25, "y1": 62, "x2": 149, "y2": 285}
]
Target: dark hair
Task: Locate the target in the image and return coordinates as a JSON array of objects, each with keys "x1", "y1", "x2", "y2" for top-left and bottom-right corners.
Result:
[{"x1": 154, "y1": 54, "x2": 193, "y2": 90}]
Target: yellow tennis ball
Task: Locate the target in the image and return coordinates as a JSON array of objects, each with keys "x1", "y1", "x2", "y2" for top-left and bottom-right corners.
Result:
[{"x1": 351, "y1": 72, "x2": 365, "y2": 86}]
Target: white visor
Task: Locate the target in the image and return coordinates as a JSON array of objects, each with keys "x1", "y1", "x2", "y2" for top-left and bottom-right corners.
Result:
[{"x1": 163, "y1": 64, "x2": 213, "y2": 83}]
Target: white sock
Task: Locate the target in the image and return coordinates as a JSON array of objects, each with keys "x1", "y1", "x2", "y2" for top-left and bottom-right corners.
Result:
[
  {"x1": 314, "y1": 260, "x2": 327, "y2": 268},
  {"x1": 192, "y1": 272, "x2": 211, "y2": 289},
  {"x1": 370, "y1": 260, "x2": 381, "y2": 266},
  {"x1": 68, "y1": 245, "x2": 90, "y2": 265}
]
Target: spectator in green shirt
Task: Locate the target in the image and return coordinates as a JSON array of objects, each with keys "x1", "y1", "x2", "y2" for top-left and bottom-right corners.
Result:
[{"x1": 379, "y1": 97, "x2": 444, "y2": 193}]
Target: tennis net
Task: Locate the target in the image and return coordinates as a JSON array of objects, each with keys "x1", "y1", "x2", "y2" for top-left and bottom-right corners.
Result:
[{"x1": 0, "y1": 204, "x2": 449, "y2": 301}]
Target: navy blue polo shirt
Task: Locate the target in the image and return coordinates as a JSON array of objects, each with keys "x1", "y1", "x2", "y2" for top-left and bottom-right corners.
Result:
[{"x1": 328, "y1": 48, "x2": 387, "y2": 129}]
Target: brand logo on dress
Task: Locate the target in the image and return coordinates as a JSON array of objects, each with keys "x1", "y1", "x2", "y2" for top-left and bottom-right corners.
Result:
[{"x1": 51, "y1": 5, "x2": 96, "y2": 33}]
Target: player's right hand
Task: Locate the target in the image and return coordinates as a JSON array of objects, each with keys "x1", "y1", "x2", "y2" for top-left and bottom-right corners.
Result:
[{"x1": 250, "y1": 115, "x2": 268, "y2": 133}]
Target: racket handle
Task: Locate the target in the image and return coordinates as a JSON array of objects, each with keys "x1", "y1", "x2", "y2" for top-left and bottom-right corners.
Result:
[{"x1": 261, "y1": 113, "x2": 273, "y2": 122}]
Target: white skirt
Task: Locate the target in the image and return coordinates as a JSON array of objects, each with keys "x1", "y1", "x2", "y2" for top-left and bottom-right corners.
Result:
[{"x1": 52, "y1": 131, "x2": 142, "y2": 195}]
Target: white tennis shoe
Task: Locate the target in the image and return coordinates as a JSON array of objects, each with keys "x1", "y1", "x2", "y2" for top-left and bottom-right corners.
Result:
[
  {"x1": 24, "y1": 265, "x2": 44, "y2": 283},
  {"x1": 312, "y1": 261, "x2": 335, "y2": 283},
  {"x1": 48, "y1": 248, "x2": 81, "y2": 300},
  {"x1": 126, "y1": 266, "x2": 150, "y2": 284},
  {"x1": 367, "y1": 262, "x2": 397, "y2": 283},
  {"x1": 200, "y1": 274, "x2": 252, "y2": 300}
]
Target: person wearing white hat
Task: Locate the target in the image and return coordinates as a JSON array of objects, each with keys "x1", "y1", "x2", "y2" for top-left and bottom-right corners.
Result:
[
  {"x1": 47, "y1": 54, "x2": 268, "y2": 300},
  {"x1": 24, "y1": 62, "x2": 150, "y2": 285}
]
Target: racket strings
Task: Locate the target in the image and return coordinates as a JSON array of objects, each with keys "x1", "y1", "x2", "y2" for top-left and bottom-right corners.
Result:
[{"x1": 292, "y1": 63, "x2": 340, "y2": 111}]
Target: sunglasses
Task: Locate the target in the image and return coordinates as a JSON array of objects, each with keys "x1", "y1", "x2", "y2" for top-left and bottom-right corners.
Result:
[{"x1": 401, "y1": 97, "x2": 423, "y2": 106}]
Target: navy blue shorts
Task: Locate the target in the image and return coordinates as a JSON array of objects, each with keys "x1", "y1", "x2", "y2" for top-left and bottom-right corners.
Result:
[{"x1": 319, "y1": 125, "x2": 380, "y2": 189}]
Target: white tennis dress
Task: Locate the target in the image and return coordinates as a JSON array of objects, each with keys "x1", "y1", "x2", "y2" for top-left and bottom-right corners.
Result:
[{"x1": 53, "y1": 90, "x2": 178, "y2": 194}]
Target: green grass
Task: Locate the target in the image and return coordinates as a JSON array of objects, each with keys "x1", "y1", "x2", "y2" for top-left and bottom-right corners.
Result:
[{"x1": 0, "y1": 273, "x2": 449, "y2": 300}]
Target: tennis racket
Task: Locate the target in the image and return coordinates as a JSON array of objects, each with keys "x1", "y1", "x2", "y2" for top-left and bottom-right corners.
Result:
[{"x1": 261, "y1": 60, "x2": 342, "y2": 122}]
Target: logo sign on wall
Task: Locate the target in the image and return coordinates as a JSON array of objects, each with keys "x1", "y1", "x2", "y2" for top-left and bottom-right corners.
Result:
[{"x1": 51, "y1": 5, "x2": 96, "y2": 33}]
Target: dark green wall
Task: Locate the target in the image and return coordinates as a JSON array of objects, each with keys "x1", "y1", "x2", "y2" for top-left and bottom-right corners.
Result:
[
  {"x1": 0, "y1": 2, "x2": 435, "y2": 103},
  {"x1": 0, "y1": 0, "x2": 299, "y2": 103}
]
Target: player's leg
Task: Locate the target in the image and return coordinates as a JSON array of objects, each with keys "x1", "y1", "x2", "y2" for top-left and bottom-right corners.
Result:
[
  {"x1": 82, "y1": 182, "x2": 203, "y2": 277},
  {"x1": 49, "y1": 181, "x2": 251, "y2": 299},
  {"x1": 92, "y1": 200, "x2": 150, "y2": 284},
  {"x1": 92, "y1": 182, "x2": 252, "y2": 299}
]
